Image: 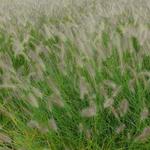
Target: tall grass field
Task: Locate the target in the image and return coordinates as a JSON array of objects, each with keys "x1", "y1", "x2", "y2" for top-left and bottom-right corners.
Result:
[{"x1": 0, "y1": 0, "x2": 150, "y2": 149}]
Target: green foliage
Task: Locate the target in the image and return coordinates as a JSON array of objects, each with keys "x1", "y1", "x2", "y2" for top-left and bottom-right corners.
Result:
[
  {"x1": 132, "y1": 36, "x2": 141, "y2": 53},
  {"x1": 0, "y1": 2, "x2": 150, "y2": 149}
]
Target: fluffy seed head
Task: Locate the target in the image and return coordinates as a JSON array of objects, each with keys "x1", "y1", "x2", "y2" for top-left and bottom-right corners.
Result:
[
  {"x1": 103, "y1": 80, "x2": 117, "y2": 90},
  {"x1": 103, "y1": 98, "x2": 114, "y2": 108},
  {"x1": 0, "y1": 133, "x2": 12, "y2": 144},
  {"x1": 27, "y1": 120, "x2": 40, "y2": 129},
  {"x1": 27, "y1": 120, "x2": 49, "y2": 133},
  {"x1": 28, "y1": 93, "x2": 39, "y2": 108},
  {"x1": 118, "y1": 99, "x2": 129, "y2": 117},
  {"x1": 78, "y1": 123, "x2": 84, "y2": 133},
  {"x1": 140, "y1": 107, "x2": 149, "y2": 121},
  {"x1": 116, "y1": 124, "x2": 126, "y2": 134},
  {"x1": 48, "y1": 118, "x2": 58, "y2": 132},
  {"x1": 128, "y1": 79, "x2": 136, "y2": 93},
  {"x1": 32, "y1": 87, "x2": 43, "y2": 99},
  {"x1": 86, "y1": 63, "x2": 95, "y2": 78},
  {"x1": 79, "y1": 77, "x2": 89, "y2": 99},
  {"x1": 135, "y1": 127, "x2": 150, "y2": 142},
  {"x1": 111, "y1": 106, "x2": 119, "y2": 120},
  {"x1": 50, "y1": 93, "x2": 64, "y2": 108},
  {"x1": 81, "y1": 103, "x2": 96, "y2": 117},
  {"x1": 112, "y1": 86, "x2": 121, "y2": 98}
]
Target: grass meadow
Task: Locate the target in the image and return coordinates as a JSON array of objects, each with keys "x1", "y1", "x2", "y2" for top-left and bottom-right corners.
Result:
[{"x1": 0, "y1": 0, "x2": 150, "y2": 149}]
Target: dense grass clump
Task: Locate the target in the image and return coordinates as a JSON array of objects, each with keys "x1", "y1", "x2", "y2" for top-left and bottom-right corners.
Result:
[{"x1": 0, "y1": 0, "x2": 150, "y2": 149}]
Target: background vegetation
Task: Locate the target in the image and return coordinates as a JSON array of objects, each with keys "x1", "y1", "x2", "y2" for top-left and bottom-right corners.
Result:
[{"x1": 0, "y1": 0, "x2": 150, "y2": 149}]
